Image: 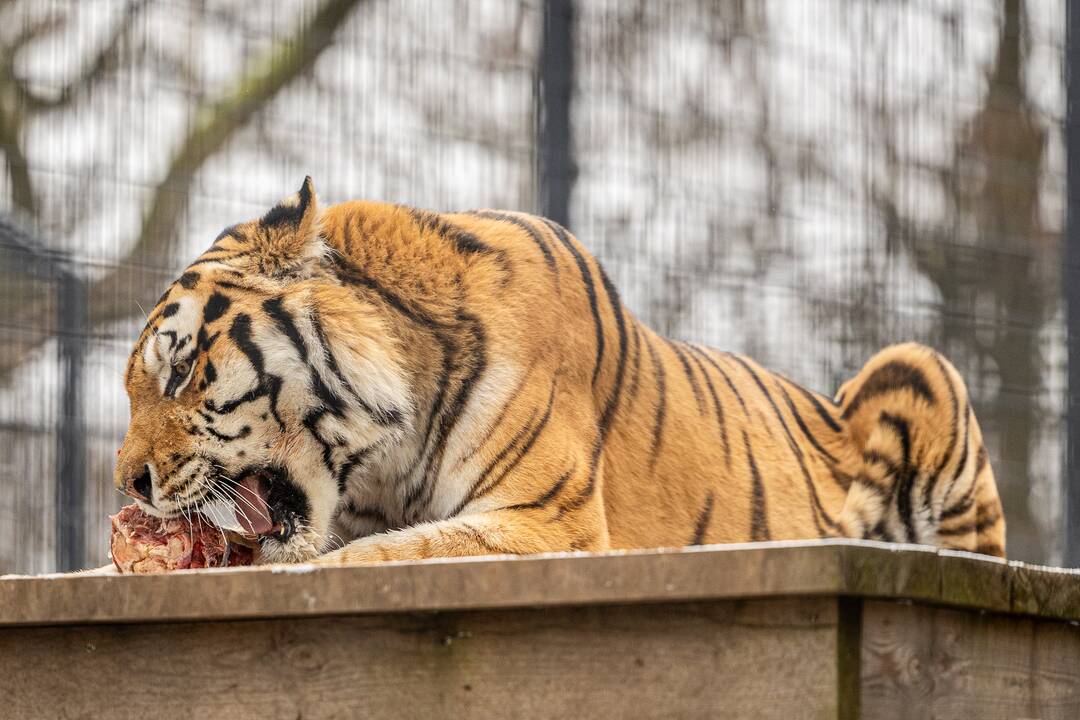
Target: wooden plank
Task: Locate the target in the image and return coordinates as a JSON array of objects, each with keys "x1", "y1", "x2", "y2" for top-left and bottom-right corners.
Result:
[
  {"x1": 0, "y1": 597, "x2": 841, "y2": 720},
  {"x1": 4, "y1": 541, "x2": 1080, "y2": 628},
  {"x1": 0, "y1": 541, "x2": 850, "y2": 627},
  {"x1": 860, "y1": 600, "x2": 1080, "y2": 719}
]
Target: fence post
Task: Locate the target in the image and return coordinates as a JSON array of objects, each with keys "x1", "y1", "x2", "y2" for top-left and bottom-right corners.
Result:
[
  {"x1": 1066, "y1": 0, "x2": 1080, "y2": 566},
  {"x1": 55, "y1": 270, "x2": 87, "y2": 572},
  {"x1": 537, "y1": 0, "x2": 576, "y2": 228}
]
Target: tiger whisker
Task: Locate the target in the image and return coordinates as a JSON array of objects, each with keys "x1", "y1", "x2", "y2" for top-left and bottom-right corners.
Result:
[
  {"x1": 211, "y1": 484, "x2": 260, "y2": 533},
  {"x1": 215, "y1": 478, "x2": 272, "y2": 524},
  {"x1": 208, "y1": 464, "x2": 273, "y2": 524},
  {"x1": 198, "y1": 464, "x2": 259, "y2": 530},
  {"x1": 202, "y1": 484, "x2": 234, "y2": 552}
]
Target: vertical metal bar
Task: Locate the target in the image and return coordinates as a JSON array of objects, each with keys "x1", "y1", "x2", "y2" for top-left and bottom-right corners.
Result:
[
  {"x1": 537, "y1": 0, "x2": 576, "y2": 228},
  {"x1": 1065, "y1": 0, "x2": 1080, "y2": 566},
  {"x1": 55, "y1": 271, "x2": 87, "y2": 572}
]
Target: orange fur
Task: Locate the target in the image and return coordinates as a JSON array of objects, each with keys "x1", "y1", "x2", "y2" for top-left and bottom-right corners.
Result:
[{"x1": 116, "y1": 179, "x2": 1006, "y2": 565}]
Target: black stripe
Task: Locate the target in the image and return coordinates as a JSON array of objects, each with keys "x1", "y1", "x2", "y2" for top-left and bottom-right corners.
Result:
[
  {"x1": 203, "y1": 292, "x2": 232, "y2": 325},
  {"x1": 596, "y1": 264, "x2": 630, "y2": 438},
  {"x1": 781, "y1": 377, "x2": 843, "y2": 433},
  {"x1": 196, "y1": 326, "x2": 218, "y2": 352},
  {"x1": 328, "y1": 239, "x2": 492, "y2": 517},
  {"x1": 728, "y1": 354, "x2": 837, "y2": 533},
  {"x1": 879, "y1": 411, "x2": 916, "y2": 543},
  {"x1": 851, "y1": 472, "x2": 890, "y2": 495},
  {"x1": 178, "y1": 271, "x2": 200, "y2": 289},
  {"x1": 690, "y1": 492, "x2": 715, "y2": 546},
  {"x1": 829, "y1": 465, "x2": 854, "y2": 492},
  {"x1": 940, "y1": 443, "x2": 987, "y2": 523},
  {"x1": 470, "y1": 211, "x2": 558, "y2": 275},
  {"x1": 878, "y1": 412, "x2": 912, "y2": 465},
  {"x1": 643, "y1": 334, "x2": 667, "y2": 471},
  {"x1": 553, "y1": 260, "x2": 632, "y2": 524},
  {"x1": 335, "y1": 447, "x2": 375, "y2": 494},
  {"x1": 340, "y1": 499, "x2": 389, "y2": 526},
  {"x1": 303, "y1": 409, "x2": 337, "y2": 474},
  {"x1": 664, "y1": 339, "x2": 706, "y2": 414},
  {"x1": 938, "y1": 401, "x2": 972, "y2": 515},
  {"x1": 206, "y1": 425, "x2": 251, "y2": 442},
  {"x1": 187, "y1": 250, "x2": 253, "y2": 267},
  {"x1": 775, "y1": 382, "x2": 839, "y2": 465},
  {"x1": 625, "y1": 324, "x2": 644, "y2": 405},
  {"x1": 938, "y1": 493, "x2": 975, "y2": 522},
  {"x1": 469, "y1": 381, "x2": 558, "y2": 506},
  {"x1": 684, "y1": 345, "x2": 731, "y2": 466},
  {"x1": 211, "y1": 224, "x2": 242, "y2": 247},
  {"x1": 541, "y1": 218, "x2": 606, "y2": 386},
  {"x1": 463, "y1": 405, "x2": 545, "y2": 506},
  {"x1": 975, "y1": 444, "x2": 988, "y2": 476},
  {"x1": 744, "y1": 430, "x2": 769, "y2": 541},
  {"x1": 461, "y1": 523, "x2": 506, "y2": 555},
  {"x1": 410, "y1": 313, "x2": 489, "y2": 515},
  {"x1": 205, "y1": 313, "x2": 285, "y2": 430},
  {"x1": 456, "y1": 361, "x2": 539, "y2": 467},
  {"x1": 841, "y1": 361, "x2": 936, "y2": 420},
  {"x1": 937, "y1": 507, "x2": 1002, "y2": 537},
  {"x1": 214, "y1": 279, "x2": 268, "y2": 293},
  {"x1": 161, "y1": 302, "x2": 180, "y2": 319},
  {"x1": 554, "y1": 478, "x2": 595, "y2": 520},
  {"x1": 922, "y1": 353, "x2": 960, "y2": 510},
  {"x1": 411, "y1": 208, "x2": 502, "y2": 259},
  {"x1": 870, "y1": 517, "x2": 896, "y2": 543},
  {"x1": 501, "y1": 467, "x2": 575, "y2": 512},
  {"x1": 694, "y1": 347, "x2": 750, "y2": 416},
  {"x1": 295, "y1": 313, "x2": 345, "y2": 423},
  {"x1": 862, "y1": 449, "x2": 899, "y2": 474},
  {"x1": 326, "y1": 254, "x2": 494, "y2": 518},
  {"x1": 263, "y1": 296, "x2": 309, "y2": 363},
  {"x1": 229, "y1": 314, "x2": 264, "y2": 374},
  {"x1": 309, "y1": 308, "x2": 403, "y2": 427}
]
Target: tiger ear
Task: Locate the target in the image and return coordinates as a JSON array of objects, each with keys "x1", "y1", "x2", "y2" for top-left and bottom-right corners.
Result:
[{"x1": 254, "y1": 176, "x2": 326, "y2": 278}]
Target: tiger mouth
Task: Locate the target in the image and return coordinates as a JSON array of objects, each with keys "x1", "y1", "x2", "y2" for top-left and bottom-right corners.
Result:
[{"x1": 200, "y1": 465, "x2": 306, "y2": 542}]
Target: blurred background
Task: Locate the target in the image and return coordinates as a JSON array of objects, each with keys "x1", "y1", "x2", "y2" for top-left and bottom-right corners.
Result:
[{"x1": 0, "y1": 0, "x2": 1067, "y2": 573}]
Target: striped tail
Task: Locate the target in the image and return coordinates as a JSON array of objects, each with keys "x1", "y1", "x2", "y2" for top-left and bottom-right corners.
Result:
[{"x1": 834, "y1": 343, "x2": 1006, "y2": 557}]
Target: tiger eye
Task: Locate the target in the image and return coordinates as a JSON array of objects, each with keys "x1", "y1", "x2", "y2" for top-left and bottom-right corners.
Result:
[{"x1": 174, "y1": 359, "x2": 191, "y2": 377}]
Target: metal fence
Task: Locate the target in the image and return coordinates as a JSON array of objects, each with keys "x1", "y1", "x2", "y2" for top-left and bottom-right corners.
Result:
[{"x1": 0, "y1": 0, "x2": 1066, "y2": 573}]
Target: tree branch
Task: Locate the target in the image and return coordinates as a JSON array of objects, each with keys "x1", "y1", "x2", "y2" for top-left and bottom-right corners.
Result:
[
  {"x1": 0, "y1": 0, "x2": 364, "y2": 378},
  {"x1": 0, "y1": 106, "x2": 35, "y2": 216},
  {"x1": 17, "y1": 0, "x2": 150, "y2": 113}
]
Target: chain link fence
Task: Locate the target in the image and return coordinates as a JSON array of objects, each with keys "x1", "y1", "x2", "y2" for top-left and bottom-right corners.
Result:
[{"x1": 0, "y1": 0, "x2": 1065, "y2": 573}]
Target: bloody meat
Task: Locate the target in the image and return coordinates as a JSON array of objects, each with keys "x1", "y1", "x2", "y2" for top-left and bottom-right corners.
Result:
[{"x1": 109, "y1": 503, "x2": 254, "y2": 573}]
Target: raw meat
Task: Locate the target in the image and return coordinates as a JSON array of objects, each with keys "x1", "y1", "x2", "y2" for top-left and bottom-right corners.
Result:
[{"x1": 109, "y1": 504, "x2": 254, "y2": 574}]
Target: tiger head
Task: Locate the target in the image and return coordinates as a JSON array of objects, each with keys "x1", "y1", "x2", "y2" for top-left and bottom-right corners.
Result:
[{"x1": 114, "y1": 178, "x2": 413, "y2": 563}]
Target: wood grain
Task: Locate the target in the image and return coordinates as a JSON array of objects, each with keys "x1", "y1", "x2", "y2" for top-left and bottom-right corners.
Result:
[
  {"x1": 5, "y1": 541, "x2": 1080, "y2": 628},
  {"x1": 0, "y1": 598, "x2": 839, "y2": 720},
  {"x1": 860, "y1": 600, "x2": 1080, "y2": 719}
]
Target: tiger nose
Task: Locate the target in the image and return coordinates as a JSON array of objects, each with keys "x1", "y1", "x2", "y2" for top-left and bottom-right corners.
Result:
[{"x1": 122, "y1": 465, "x2": 154, "y2": 504}]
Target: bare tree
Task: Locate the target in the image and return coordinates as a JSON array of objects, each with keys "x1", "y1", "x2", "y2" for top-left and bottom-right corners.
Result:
[{"x1": 0, "y1": 0, "x2": 365, "y2": 379}]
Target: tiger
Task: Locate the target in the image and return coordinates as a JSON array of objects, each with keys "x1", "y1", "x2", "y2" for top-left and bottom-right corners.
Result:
[{"x1": 114, "y1": 177, "x2": 1006, "y2": 565}]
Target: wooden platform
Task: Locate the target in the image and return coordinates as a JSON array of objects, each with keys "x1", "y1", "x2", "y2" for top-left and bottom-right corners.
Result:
[{"x1": 2, "y1": 539, "x2": 1079, "y2": 719}]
